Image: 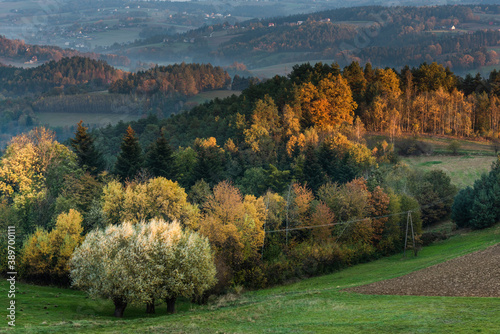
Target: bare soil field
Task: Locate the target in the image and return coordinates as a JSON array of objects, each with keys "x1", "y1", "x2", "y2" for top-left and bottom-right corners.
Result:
[{"x1": 348, "y1": 243, "x2": 500, "y2": 297}]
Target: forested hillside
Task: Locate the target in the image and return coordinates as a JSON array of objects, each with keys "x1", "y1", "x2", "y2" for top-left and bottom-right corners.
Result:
[
  {"x1": 123, "y1": 4, "x2": 500, "y2": 72},
  {"x1": 0, "y1": 57, "x2": 125, "y2": 96},
  {"x1": 2, "y1": 56, "x2": 500, "y2": 322},
  {"x1": 0, "y1": 56, "x2": 233, "y2": 149},
  {"x1": 109, "y1": 63, "x2": 231, "y2": 96},
  {"x1": 4, "y1": 59, "x2": 498, "y2": 308},
  {"x1": 1, "y1": 2, "x2": 500, "y2": 327},
  {"x1": 0, "y1": 35, "x2": 130, "y2": 67},
  {"x1": 94, "y1": 61, "x2": 500, "y2": 159}
]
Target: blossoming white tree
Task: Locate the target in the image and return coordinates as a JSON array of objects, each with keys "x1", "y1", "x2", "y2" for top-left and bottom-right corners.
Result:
[{"x1": 69, "y1": 219, "x2": 216, "y2": 317}]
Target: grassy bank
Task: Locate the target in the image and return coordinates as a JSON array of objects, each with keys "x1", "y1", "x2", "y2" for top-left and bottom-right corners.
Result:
[
  {"x1": 2, "y1": 223, "x2": 499, "y2": 333},
  {"x1": 403, "y1": 155, "x2": 496, "y2": 188}
]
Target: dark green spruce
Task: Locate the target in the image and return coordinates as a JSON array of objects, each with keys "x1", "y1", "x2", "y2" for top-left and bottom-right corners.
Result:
[
  {"x1": 114, "y1": 125, "x2": 144, "y2": 180},
  {"x1": 145, "y1": 130, "x2": 175, "y2": 179},
  {"x1": 70, "y1": 120, "x2": 105, "y2": 175}
]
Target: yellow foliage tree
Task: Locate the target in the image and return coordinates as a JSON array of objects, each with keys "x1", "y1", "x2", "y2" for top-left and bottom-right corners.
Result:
[
  {"x1": 102, "y1": 177, "x2": 199, "y2": 229},
  {"x1": 199, "y1": 181, "x2": 266, "y2": 276},
  {"x1": 20, "y1": 209, "x2": 83, "y2": 282},
  {"x1": 296, "y1": 76, "x2": 357, "y2": 130},
  {"x1": 0, "y1": 128, "x2": 78, "y2": 233},
  {"x1": 20, "y1": 228, "x2": 51, "y2": 277},
  {"x1": 49, "y1": 209, "x2": 84, "y2": 275}
]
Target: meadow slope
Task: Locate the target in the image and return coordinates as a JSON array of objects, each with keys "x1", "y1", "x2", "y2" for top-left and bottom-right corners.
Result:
[{"x1": 2, "y1": 223, "x2": 499, "y2": 333}]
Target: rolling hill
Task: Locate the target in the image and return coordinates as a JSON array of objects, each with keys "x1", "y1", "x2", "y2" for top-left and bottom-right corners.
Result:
[{"x1": 3, "y1": 222, "x2": 498, "y2": 333}]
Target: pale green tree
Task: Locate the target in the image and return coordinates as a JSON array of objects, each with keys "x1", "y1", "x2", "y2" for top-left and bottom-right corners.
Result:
[
  {"x1": 69, "y1": 222, "x2": 136, "y2": 317},
  {"x1": 130, "y1": 219, "x2": 216, "y2": 314},
  {"x1": 70, "y1": 219, "x2": 216, "y2": 317},
  {"x1": 102, "y1": 177, "x2": 199, "y2": 229}
]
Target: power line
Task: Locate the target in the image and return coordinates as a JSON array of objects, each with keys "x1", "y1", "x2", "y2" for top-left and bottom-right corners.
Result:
[
  {"x1": 264, "y1": 192, "x2": 456, "y2": 234},
  {"x1": 265, "y1": 211, "x2": 409, "y2": 234}
]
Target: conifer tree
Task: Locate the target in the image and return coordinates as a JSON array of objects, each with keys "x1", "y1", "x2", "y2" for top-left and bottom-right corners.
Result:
[
  {"x1": 145, "y1": 130, "x2": 175, "y2": 179},
  {"x1": 114, "y1": 125, "x2": 143, "y2": 180},
  {"x1": 343, "y1": 61, "x2": 367, "y2": 104},
  {"x1": 302, "y1": 144, "x2": 325, "y2": 192},
  {"x1": 192, "y1": 137, "x2": 225, "y2": 186},
  {"x1": 71, "y1": 121, "x2": 105, "y2": 175}
]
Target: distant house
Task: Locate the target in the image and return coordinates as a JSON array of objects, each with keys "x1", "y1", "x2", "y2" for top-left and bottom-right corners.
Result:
[
  {"x1": 319, "y1": 18, "x2": 331, "y2": 23},
  {"x1": 24, "y1": 56, "x2": 37, "y2": 64},
  {"x1": 268, "y1": 23, "x2": 275, "y2": 27},
  {"x1": 451, "y1": 25, "x2": 456, "y2": 30}
]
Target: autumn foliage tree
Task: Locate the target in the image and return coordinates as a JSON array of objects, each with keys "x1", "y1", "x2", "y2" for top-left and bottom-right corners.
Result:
[
  {"x1": 0, "y1": 128, "x2": 78, "y2": 233},
  {"x1": 296, "y1": 76, "x2": 356, "y2": 130},
  {"x1": 20, "y1": 209, "x2": 84, "y2": 284},
  {"x1": 310, "y1": 201, "x2": 335, "y2": 243},
  {"x1": 198, "y1": 181, "x2": 266, "y2": 286}
]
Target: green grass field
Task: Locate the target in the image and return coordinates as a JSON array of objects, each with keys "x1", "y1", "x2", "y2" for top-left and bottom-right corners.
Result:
[
  {"x1": 368, "y1": 133, "x2": 497, "y2": 155},
  {"x1": 250, "y1": 58, "x2": 337, "y2": 77},
  {"x1": 36, "y1": 112, "x2": 141, "y2": 128},
  {"x1": 185, "y1": 90, "x2": 241, "y2": 106},
  {"x1": 403, "y1": 155, "x2": 496, "y2": 188},
  {"x1": 89, "y1": 28, "x2": 143, "y2": 48},
  {"x1": 367, "y1": 133, "x2": 497, "y2": 188},
  {"x1": 2, "y1": 224, "x2": 499, "y2": 333}
]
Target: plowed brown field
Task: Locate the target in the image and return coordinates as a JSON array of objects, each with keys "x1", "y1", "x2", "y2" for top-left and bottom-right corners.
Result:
[{"x1": 348, "y1": 243, "x2": 500, "y2": 297}]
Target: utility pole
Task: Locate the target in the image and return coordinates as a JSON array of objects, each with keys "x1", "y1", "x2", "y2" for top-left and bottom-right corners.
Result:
[
  {"x1": 262, "y1": 195, "x2": 269, "y2": 260},
  {"x1": 285, "y1": 183, "x2": 292, "y2": 246},
  {"x1": 403, "y1": 211, "x2": 417, "y2": 258}
]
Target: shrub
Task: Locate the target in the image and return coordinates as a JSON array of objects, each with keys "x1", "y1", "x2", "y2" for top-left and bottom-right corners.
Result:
[
  {"x1": 447, "y1": 140, "x2": 461, "y2": 155},
  {"x1": 395, "y1": 138, "x2": 433, "y2": 156},
  {"x1": 421, "y1": 231, "x2": 448, "y2": 246}
]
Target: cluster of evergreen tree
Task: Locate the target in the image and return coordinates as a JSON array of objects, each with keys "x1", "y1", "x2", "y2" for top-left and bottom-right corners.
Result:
[
  {"x1": 0, "y1": 35, "x2": 130, "y2": 66},
  {"x1": 452, "y1": 158, "x2": 500, "y2": 229},
  {"x1": 0, "y1": 57, "x2": 125, "y2": 96},
  {"x1": 108, "y1": 63, "x2": 231, "y2": 96}
]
